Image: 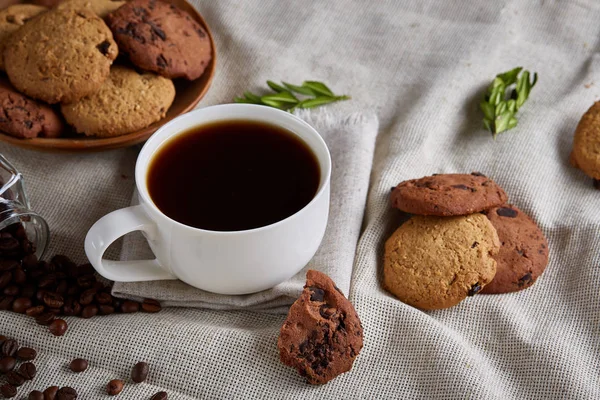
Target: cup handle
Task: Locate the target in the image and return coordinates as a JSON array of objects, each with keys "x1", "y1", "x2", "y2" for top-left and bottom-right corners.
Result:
[{"x1": 84, "y1": 205, "x2": 176, "y2": 282}]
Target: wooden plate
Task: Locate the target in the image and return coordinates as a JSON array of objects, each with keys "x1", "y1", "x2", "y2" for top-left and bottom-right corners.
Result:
[{"x1": 0, "y1": 0, "x2": 216, "y2": 152}]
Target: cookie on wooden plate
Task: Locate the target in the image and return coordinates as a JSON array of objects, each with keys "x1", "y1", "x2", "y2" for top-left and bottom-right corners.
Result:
[
  {"x1": 278, "y1": 270, "x2": 363, "y2": 385},
  {"x1": 481, "y1": 205, "x2": 549, "y2": 294},
  {"x1": 571, "y1": 101, "x2": 600, "y2": 188},
  {"x1": 0, "y1": 83, "x2": 63, "y2": 139},
  {"x1": 61, "y1": 65, "x2": 175, "y2": 137},
  {"x1": 383, "y1": 214, "x2": 500, "y2": 310},
  {"x1": 0, "y1": 4, "x2": 47, "y2": 71},
  {"x1": 3, "y1": 8, "x2": 118, "y2": 104},
  {"x1": 57, "y1": 0, "x2": 125, "y2": 18},
  {"x1": 107, "y1": 0, "x2": 212, "y2": 80},
  {"x1": 391, "y1": 173, "x2": 508, "y2": 216}
]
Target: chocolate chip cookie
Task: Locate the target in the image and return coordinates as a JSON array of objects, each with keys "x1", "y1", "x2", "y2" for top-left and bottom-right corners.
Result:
[
  {"x1": 61, "y1": 65, "x2": 175, "y2": 137},
  {"x1": 57, "y1": 0, "x2": 125, "y2": 18},
  {"x1": 107, "y1": 0, "x2": 212, "y2": 80},
  {"x1": 278, "y1": 270, "x2": 363, "y2": 385},
  {"x1": 384, "y1": 214, "x2": 500, "y2": 309},
  {"x1": 481, "y1": 205, "x2": 549, "y2": 294},
  {"x1": 0, "y1": 4, "x2": 47, "y2": 71},
  {"x1": 571, "y1": 101, "x2": 600, "y2": 187},
  {"x1": 0, "y1": 83, "x2": 63, "y2": 139},
  {"x1": 391, "y1": 173, "x2": 508, "y2": 216},
  {"x1": 4, "y1": 8, "x2": 118, "y2": 104}
]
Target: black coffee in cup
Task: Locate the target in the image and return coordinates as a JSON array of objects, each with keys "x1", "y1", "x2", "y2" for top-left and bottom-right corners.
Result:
[{"x1": 147, "y1": 120, "x2": 320, "y2": 231}]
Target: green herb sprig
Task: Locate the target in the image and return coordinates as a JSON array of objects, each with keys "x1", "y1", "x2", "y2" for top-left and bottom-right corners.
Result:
[
  {"x1": 234, "y1": 80, "x2": 350, "y2": 112},
  {"x1": 480, "y1": 67, "x2": 537, "y2": 138}
]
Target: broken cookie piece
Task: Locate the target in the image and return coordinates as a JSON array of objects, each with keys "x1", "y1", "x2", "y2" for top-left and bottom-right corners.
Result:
[{"x1": 277, "y1": 270, "x2": 363, "y2": 385}]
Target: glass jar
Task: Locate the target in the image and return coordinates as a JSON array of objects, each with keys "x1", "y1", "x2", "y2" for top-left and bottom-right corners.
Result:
[{"x1": 0, "y1": 154, "x2": 49, "y2": 259}]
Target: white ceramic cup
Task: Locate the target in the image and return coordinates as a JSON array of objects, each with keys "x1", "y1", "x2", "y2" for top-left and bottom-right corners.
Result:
[{"x1": 84, "y1": 104, "x2": 331, "y2": 295}]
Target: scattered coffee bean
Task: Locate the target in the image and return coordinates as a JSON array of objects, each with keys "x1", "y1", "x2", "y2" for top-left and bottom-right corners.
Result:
[
  {"x1": 13, "y1": 268, "x2": 26, "y2": 284},
  {"x1": 28, "y1": 390, "x2": 44, "y2": 400},
  {"x1": 43, "y1": 292, "x2": 64, "y2": 309},
  {"x1": 17, "y1": 347, "x2": 36, "y2": 361},
  {"x1": 43, "y1": 386, "x2": 59, "y2": 399},
  {"x1": 3, "y1": 285, "x2": 19, "y2": 296},
  {"x1": 107, "y1": 379, "x2": 124, "y2": 395},
  {"x1": 0, "y1": 356, "x2": 16, "y2": 373},
  {"x1": 0, "y1": 295, "x2": 14, "y2": 310},
  {"x1": 141, "y1": 298, "x2": 161, "y2": 313},
  {"x1": 95, "y1": 292, "x2": 112, "y2": 305},
  {"x1": 49, "y1": 319, "x2": 68, "y2": 336},
  {"x1": 6, "y1": 370, "x2": 25, "y2": 386},
  {"x1": 69, "y1": 358, "x2": 88, "y2": 373},
  {"x1": 18, "y1": 362, "x2": 36, "y2": 380},
  {"x1": 1, "y1": 339, "x2": 18, "y2": 357},
  {"x1": 79, "y1": 289, "x2": 96, "y2": 306},
  {"x1": 151, "y1": 392, "x2": 168, "y2": 400},
  {"x1": 26, "y1": 305, "x2": 45, "y2": 317},
  {"x1": 98, "y1": 305, "x2": 115, "y2": 315},
  {"x1": 56, "y1": 386, "x2": 77, "y2": 400},
  {"x1": 0, "y1": 271, "x2": 11, "y2": 289},
  {"x1": 131, "y1": 361, "x2": 149, "y2": 383},
  {"x1": 35, "y1": 312, "x2": 55, "y2": 326},
  {"x1": 121, "y1": 300, "x2": 139, "y2": 313},
  {"x1": 12, "y1": 297, "x2": 32, "y2": 313},
  {"x1": 81, "y1": 304, "x2": 98, "y2": 319},
  {"x1": 0, "y1": 383, "x2": 17, "y2": 398}
]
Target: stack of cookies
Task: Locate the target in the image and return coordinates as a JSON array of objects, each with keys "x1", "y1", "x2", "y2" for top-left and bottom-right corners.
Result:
[
  {"x1": 384, "y1": 173, "x2": 549, "y2": 310},
  {"x1": 0, "y1": 0, "x2": 212, "y2": 139}
]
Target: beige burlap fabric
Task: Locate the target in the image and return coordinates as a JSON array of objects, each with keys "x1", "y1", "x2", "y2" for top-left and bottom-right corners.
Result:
[{"x1": 0, "y1": 0, "x2": 599, "y2": 398}]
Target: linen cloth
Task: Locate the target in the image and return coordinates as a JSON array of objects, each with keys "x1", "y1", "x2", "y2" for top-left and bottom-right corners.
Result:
[
  {"x1": 0, "y1": 0, "x2": 599, "y2": 398},
  {"x1": 113, "y1": 110, "x2": 378, "y2": 313}
]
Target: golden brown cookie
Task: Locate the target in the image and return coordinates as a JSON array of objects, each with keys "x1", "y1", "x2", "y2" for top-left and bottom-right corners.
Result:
[
  {"x1": 57, "y1": 0, "x2": 125, "y2": 18},
  {"x1": 383, "y1": 214, "x2": 500, "y2": 310},
  {"x1": 3, "y1": 8, "x2": 118, "y2": 104},
  {"x1": 30, "y1": 0, "x2": 62, "y2": 7},
  {"x1": 107, "y1": 0, "x2": 212, "y2": 80},
  {"x1": 0, "y1": 4, "x2": 47, "y2": 71},
  {"x1": 278, "y1": 270, "x2": 363, "y2": 385},
  {"x1": 481, "y1": 205, "x2": 549, "y2": 294},
  {"x1": 572, "y1": 101, "x2": 600, "y2": 187},
  {"x1": 61, "y1": 65, "x2": 175, "y2": 137},
  {"x1": 391, "y1": 173, "x2": 508, "y2": 216}
]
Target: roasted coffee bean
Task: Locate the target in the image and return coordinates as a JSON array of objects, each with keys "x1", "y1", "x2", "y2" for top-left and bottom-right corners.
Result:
[
  {"x1": 66, "y1": 285, "x2": 80, "y2": 297},
  {"x1": 28, "y1": 390, "x2": 44, "y2": 400},
  {"x1": 51, "y1": 255, "x2": 75, "y2": 271},
  {"x1": 0, "y1": 383, "x2": 17, "y2": 398},
  {"x1": 98, "y1": 305, "x2": 115, "y2": 315},
  {"x1": 0, "y1": 271, "x2": 11, "y2": 289},
  {"x1": 13, "y1": 268, "x2": 26, "y2": 284},
  {"x1": 6, "y1": 370, "x2": 25, "y2": 386},
  {"x1": 141, "y1": 298, "x2": 161, "y2": 313},
  {"x1": 95, "y1": 292, "x2": 112, "y2": 305},
  {"x1": 0, "y1": 259, "x2": 18, "y2": 271},
  {"x1": 63, "y1": 301, "x2": 82, "y2": 317},
  {"x1": 20, "y1": 283, "x2": 37, "y2": 299},
  {"x1": 69, "y1": 358, "x2": 88, "y2": 373},
  {"x1": 55, "y1": 280, "x2": 68, "y2": 295},
  {"x1": 47, "y1": 307, "x2": 61, "y2": 314},
  {"x1": 43, "y1": 386, "x2": 59, "y2": 399},
  {"x1": 18, "y1": 362, "x2": 36, "y2": 380},
  {"x1": 43, "y1": 292, "x2": 64, "y2": 309},
  {"x1": 0, "y1": 235, "x2": 19, "y2": 252},
  {"x1": 0, "y1": 295, "x2": 14, "y2": 310},
  {"x1": 26, "y1": 305, "x2": 45, "y2": 317},
  {"x1": 2, "y1": 339, "x2": 18, "y2": 357},
  {"x1": 79, "y1": 289, "x2": 96, "y2": 306},
  {"x1": 81, "y1": 305, "x2": 98, "y2": 319},
  {"x1": 3, "y1": 285, "x2": 19, "y2": 296},
  {"x1": 35, "y1": 312, "x2": 55, "y2": 326},
  {"x1": 12, "y1": 297, "x2": 32, "y2": 313},
  {"x1": 0, "y1": 356, "x2": 16, "y2": 373},
  {"x1": 56, "y1": 387, "x2": 77, "y2": 400},
  {"x1": 107, "y1": 379, "x2": 124, "y2": 395},
  {"x1": 28, "y1": 268, "x2": 44, "y2": 280},
  {"x1": 131, "y1": 361, "x2": 149, "y2": 383},
  {"x1": 35, "y1": 289, "x2": 47, "y2": 303},
  {"x1": 22, "y1": 254, "x2": 38, "y2": 269},
  {"x1": 16, "y1": 347, "x2": 36, "y2": 361},
  {"x1": 76, "y1": 274, "x2": 95, "y2": 289},
  {"x1": 151, "y1": 392, "x2": 168, "y2": 400},
  {"x1": 38, "y1": 274, "x2": 57, "y2": 289},
  {"x1": 93, "y1": 281, "x2": 105, "y2": 291},
  {"x1": 121, "y1": 300, "x2": 139, "y2": 313},
  {"x1": 49, "y1": 319, "x2": 68, "y2": 336}
]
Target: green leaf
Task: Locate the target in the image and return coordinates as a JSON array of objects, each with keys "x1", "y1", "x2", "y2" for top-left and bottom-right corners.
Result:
[
  {"x1": 283, "y1": 82, "x2": 316, "y2": 96},
  {"x1": 260, "y1": 98, "x2": 289, "y2": 109},
  {"x1": 244, "y1": 92, "x2": 262, "y2": 103},
  {"x1": 267, "y1": 81, "x2": 289, "y2": 93},
  {"x1": 494, "y1": 111, "x2": 514, "y2": 134},
  {"x1": 261, "y1": 91, "x2": 299, "y2": 104},
  {"x1": 495, "y1": 101, "x2": 507, "y2": 116},
  {"x1": 497, "y1": 67, "x2": 522, "y2": 85},
  {"x1": 296, "y1": 96, "x2": 349, "y2": 109},
  {"x1": 479, "y1": 101, "x2": 495, "y2": 121},
  {"x1": 483, "y1": 118, "x2": 493, "y2": 133},
  {"x1": 303, "y1": 81, "x2": 335, "y2": 97},
  {"x1": 234, "y1": 97, "x2": 256, "y2": 104},
  {"x1": 506, "y1": 99, "x2": 517, "y2": 113}
]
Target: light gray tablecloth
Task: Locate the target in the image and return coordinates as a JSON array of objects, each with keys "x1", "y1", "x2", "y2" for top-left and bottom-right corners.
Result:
[{"x1": 0, "y1": 0, "x2": 599, "y2": 398}]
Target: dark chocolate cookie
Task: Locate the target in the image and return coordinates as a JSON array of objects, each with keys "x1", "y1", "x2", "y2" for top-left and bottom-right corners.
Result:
[
  {"x1": 391, "y1": 173, "x2": 508, "y2": 216},
  {"x1": 481, "y1": 205, "x2": 549, "y2": 294},
  {"x1": 278, "y1": 270, "x2": 363, "y2": 385},
  {"x1": 0, "y1": 83, "x2": 63, "y2": 139},
  {"x1": 107, "y1": 0, "x2": 212, "y2": 80}
]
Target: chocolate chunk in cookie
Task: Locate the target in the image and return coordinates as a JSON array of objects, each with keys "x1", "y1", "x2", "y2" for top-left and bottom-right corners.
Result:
[
  {"x1": 481, "y1": 205, "x2": 549, "y2": 294},
  {"x1": 278, "y1": 270, "x2": 363, "y2": 385},
  {"x1": 571, "y1": 101, "x2": 600, "y2": 184},
  {"x1": 391, "y1": 173, "x2": 508, "y2": 216},
  {"x1": 107, "y1": 0, "x2": 212, "y2": 80},
  {"x1": 0, "y1": 5, "x2": 47, "y2": 71},
  {"x1": 0, "y1": 83, "x2": 63, "y2": 139},
  {"x1": 384, "y1": 214, "x2": 499, "y2": 309}
]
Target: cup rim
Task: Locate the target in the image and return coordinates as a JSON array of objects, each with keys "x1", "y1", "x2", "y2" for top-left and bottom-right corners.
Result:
[{"x1": 135, "y1": 104, "x2": 332, "y2": 236}]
